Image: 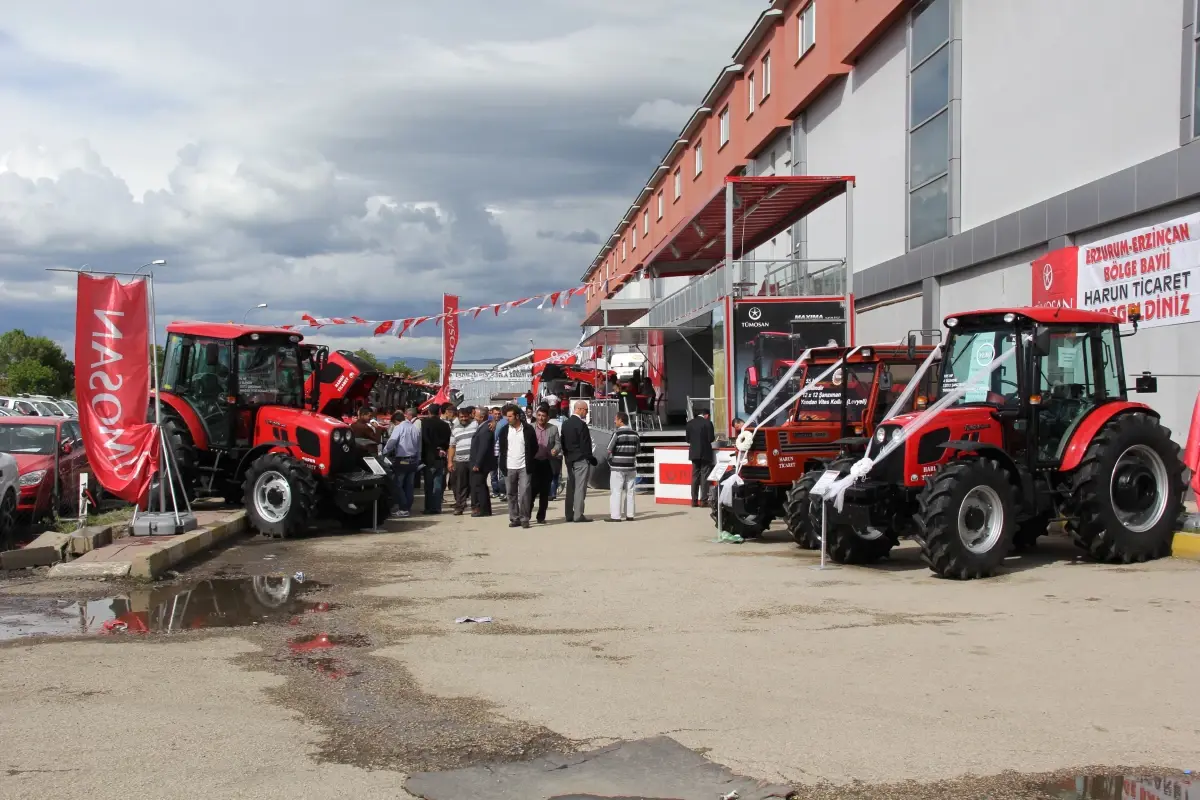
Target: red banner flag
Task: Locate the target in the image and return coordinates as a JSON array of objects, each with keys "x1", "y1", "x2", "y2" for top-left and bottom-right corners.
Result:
[
  {"x1": 74, "y1": 273, "x2": 160, "y2": 505},
  {"x1": 1185, "y1": 390, "x2": 1200, "y2": 498},
  {"x1": 442, "y1": 294, "x2": 459, "y2": 391}
]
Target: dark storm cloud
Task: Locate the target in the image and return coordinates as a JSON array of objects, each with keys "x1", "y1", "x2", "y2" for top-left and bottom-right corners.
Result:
[{"x1": 537, "y1": 229, "x2": 602, "y2": 245}]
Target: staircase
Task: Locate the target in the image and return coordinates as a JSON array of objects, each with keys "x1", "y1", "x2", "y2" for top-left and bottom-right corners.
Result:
[{"x1": 635, "y1": 428, "x2": 688, "y2": 491}]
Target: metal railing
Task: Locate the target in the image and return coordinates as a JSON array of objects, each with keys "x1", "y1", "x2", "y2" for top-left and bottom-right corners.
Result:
[
  {"x1": 646, "y1": 263, "x2": 728, "y2": 327},
  {"x1": 644, "y1": 257, "x2": 849, "y2": 328}
]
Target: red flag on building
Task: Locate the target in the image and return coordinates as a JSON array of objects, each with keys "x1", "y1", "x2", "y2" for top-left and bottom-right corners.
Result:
[
  {"x1": 441, "y1": 294, "x2": 459, "y2": 391},
  {"x1": 1184, "y1": 390, "x2": 1200, "y2": 498},
  {"x1": 73, "y1": 273, "x2": 160, "y2": 505}
]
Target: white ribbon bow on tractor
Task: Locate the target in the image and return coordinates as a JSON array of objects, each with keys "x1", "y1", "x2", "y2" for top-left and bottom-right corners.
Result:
[
  {"x1": 823, "y1": 343, "x2": 1020, "y2": 512},
  {"x1": 718, "y1": 345, "x2": 868, "y2": 509}
]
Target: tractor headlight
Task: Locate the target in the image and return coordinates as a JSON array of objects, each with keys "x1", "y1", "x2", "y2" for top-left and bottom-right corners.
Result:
[
  {"x1": 874, "y1": 428, "x2": 887, "y2": 444},
  {"x1": 20, "y1": 470, "x2": 46, "y2": 487},
  {"x1": 333, "y1": 428, "x2": 348, "y2": 443},
  {"x1": 890, "y1": 428, "x2": 904, "y2": 444},
  {"x1": 753, "y1": 453, "x2": 768, "y2": 467}
]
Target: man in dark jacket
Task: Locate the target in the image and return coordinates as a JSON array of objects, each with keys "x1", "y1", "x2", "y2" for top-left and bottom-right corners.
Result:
[
  {"x1": 498, "y1": 404, "x2": 539, "y2": 528},
  {"x1": 560, "y1": 400, "x2": 597, "y2": 523},
  {"x1": 685, "y1": 408, "x2": 716, "y2": 507},
  {"x1": 421, "y1": 402, "x2": 453, "y2": 514},
  {"x1": 468, "y1": 407, "x2": 496, "y2": 517}
]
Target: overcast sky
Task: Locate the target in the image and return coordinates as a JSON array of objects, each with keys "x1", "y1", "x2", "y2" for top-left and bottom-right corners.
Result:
[{"x1": 0, "y1": 0, "x2": 762, "y2": 364}]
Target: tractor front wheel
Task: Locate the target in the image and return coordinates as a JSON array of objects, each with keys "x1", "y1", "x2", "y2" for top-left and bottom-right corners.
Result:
[
  {"x1": 710, "y1": 480, "x2": 770, "y2": 539},
  {"x1": 243, "y1": 452, "x2": 318, "y2": 539},
  {"x1": 916, "y1": 458, "x2": 1016, "y2": 579},
  {"x1": 1066, "y1": 413, "x2": 1184, "y2": 564},
  {"x1": 785, "y1": 470, "x2": 822, "y2": 549}
]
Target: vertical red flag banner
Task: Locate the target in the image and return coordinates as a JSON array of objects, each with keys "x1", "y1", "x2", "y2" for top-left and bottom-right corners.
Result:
[
  {"x1": 74, "y1": 274, "x2": 160, "y2": 504},
  {"x1": 441, "y1": 294, "x2": 459, "y2": 391}
]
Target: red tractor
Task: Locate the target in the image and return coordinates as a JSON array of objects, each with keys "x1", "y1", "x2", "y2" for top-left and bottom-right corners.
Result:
[
  {"x1": 155, "y1": 322, "x2": 389, "y2": 537},
  {"x1": 712, "y1": 343, "x2": 937, "y2": 542},
  {"x1": 808, "y1": 307, "x2": 1185, "y2": 579},
  {"x1": 743, "y1": 332, "x2": 799, "y2": 415}
]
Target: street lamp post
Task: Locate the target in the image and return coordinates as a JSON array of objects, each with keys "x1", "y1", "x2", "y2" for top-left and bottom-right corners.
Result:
[{"x1": 243, "y1": 303, "x2": 269, "y2": 322}]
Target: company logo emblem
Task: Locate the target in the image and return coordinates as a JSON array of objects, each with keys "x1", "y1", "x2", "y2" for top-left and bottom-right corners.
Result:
[
  {"x1": 975, "y1": 343, "x2": 996, "y2": 367},
  {"x1": 1042, "y1": 262, "x2": 1054, "y2": 291},
  {"x1": 747, "y1": 307, "x2": 762, "y2": 321}
]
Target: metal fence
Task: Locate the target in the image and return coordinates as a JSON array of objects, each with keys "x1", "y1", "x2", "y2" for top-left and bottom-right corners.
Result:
[
  {"x1": 458, "y1": 379, "x2": 530, "y2": 409},
  {"x1": 646, "y1": 264, "x2": 728, "y2": 327},
  {"x1": 755, "y1": 258, "x2": 846, "y2": 297}
]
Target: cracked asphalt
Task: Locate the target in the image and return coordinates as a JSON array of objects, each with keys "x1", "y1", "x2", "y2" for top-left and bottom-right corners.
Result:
[{"x1": 1, "y1": 495, "x2": 1198, "y2": 799}]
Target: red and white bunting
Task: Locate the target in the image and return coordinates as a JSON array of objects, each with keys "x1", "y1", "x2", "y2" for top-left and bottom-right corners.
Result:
[{"x1": 295, "y1": 286, "x2": 590, "y2": 337}]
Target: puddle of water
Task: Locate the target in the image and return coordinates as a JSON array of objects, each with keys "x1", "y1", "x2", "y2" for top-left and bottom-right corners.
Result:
[
  {"x1": 1038, "y1": 775, "x2": 1193, "y2": 800},
  {"x1": 288, "y1": 632, "x2": 369, "y2": 653},
  {"x1": 0, "y1": 576, "x2": 330, "y2": 641}
]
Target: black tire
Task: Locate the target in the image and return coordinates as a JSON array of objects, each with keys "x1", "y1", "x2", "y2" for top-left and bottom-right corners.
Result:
[
  {"x1": 340, "y1": 480, "x2": 391, "y2": 530},
  {"x1": 785, "y1": 470, "x2": 822, "y2": 549},
  {"x1": 811, "y1": 457, "x2": 894, "y2": 564},
  {"x1": 0, "y1": 489, "x2": 17, "y2": 551},
  {"x1": 145, "y1": 412, "x2": 198, "y2": 508},
  {"x1": 916, "y1": 458, "x2": 1017, "y2": 579},
  {"x1": 1013, "y1": 512, "x2": 1052, "y2": 552},
  {"x1": 242, "y1": 452, "x2": 318, "y2": 539},
  {"x1": 743, "y1": 375, "x2": 758, "y2": 414},
  {"x1": 1065, "y1": 413, "x2": 1184, "y2": 564},
  {"x1": 710, "y1": 477, "x2": 769, "y2": 539}
]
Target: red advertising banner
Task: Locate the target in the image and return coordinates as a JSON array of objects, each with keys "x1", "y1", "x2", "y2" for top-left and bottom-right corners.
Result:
[
  {"x1": 74, "y1": 274, "x2": 160, "y2": 504},
  {"x1": 441, "y1": 294, "x2": 459, "y2": 390},
  {"x1": 1030, "y1": 246, "x2": 1081, "y2": 309},
  {"x1": 531, "y1": 349, "x2": 579, "y2": 369}
]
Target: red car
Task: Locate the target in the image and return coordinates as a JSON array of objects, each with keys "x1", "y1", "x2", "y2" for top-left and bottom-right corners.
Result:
[{"x1": 0, "y1": 417, "x2": 90, "y2": 521}]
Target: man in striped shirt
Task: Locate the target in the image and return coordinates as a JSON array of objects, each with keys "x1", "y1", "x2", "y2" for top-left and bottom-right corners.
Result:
[{"x1": 447, "y1": 406, "x2": 478, "y2": 516}]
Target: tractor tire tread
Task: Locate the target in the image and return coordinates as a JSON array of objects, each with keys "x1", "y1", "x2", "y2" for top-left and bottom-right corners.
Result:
[
  {"x1": 242, "y1": 452, "x2": 318, "y2": 539},
  {"x1": 785, "y1": 471, "x2": 821, "y2": 549},
  {"x1": 915, "y1": 457, "x2": 1016, "y2": 580},
  {"x1": 1065, "y1": 412, "x2": 1184, "y2": 564},
  {"x1": 822, "y1": 457, "x2": 893, "y2": 564}
]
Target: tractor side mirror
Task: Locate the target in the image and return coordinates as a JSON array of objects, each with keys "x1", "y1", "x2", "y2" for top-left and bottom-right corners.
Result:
[
  {"x1": 906, "y1": 333, "x2": 917, "y2": 360},
  {"x1": 1134, "y1": 372, "x2": 1158, "y2": 393},
  {"x1": 1031, "y1": 328, "x2": 1053, "y2": 357},
  {"x1": 205, "y1": 342, "x2": 221, "y2": 367}
]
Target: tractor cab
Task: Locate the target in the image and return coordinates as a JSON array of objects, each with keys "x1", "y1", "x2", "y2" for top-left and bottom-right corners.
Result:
[
  {"x1": 161, "y1": 323, "x2": 307, "y2": 449},
  {"x1": 821, "y1": 306, "x2": 1183, "y2": 581},
  {"x1": 744, "y1": 332, "x2": 800, "y2": 414}
]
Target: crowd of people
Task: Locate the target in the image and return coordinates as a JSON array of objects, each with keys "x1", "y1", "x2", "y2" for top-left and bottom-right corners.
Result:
[{"x1": 347, "y1": 399, "x2": 645, "y2": 527}]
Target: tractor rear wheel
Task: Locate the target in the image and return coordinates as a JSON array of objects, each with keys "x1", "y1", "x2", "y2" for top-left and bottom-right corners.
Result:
[
  {"x1": 1065, "y1": 413, "x2": 1184, "y2": 564},
  {"x1": 785, "y1": 470, "x2": 821, "y2": 549},
  {"x1": 916, "y1": 458, "x2": 1016, "y2": 579},
  {"x1": 243, "y1": 452, "x2": 318, "y2": 539},
  {"x1": 710, "y1": 480, "x2": 769, "y2": 539}
]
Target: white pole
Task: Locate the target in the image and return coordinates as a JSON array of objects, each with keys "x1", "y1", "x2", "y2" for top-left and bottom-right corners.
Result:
[
  {"x1": 147, "y1": 271, "x2": 166, "y2": 514},
  {"x1": 820, "y1": 498, "x2": 828, "y2": 569},
  {"x1": 844, "y1": 181, "x2": 854, "y2": 345}
]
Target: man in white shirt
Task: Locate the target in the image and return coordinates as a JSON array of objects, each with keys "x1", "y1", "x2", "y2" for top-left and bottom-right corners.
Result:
[{"x1": 498, "y1": 404, "x2": 536, "y2": 528}]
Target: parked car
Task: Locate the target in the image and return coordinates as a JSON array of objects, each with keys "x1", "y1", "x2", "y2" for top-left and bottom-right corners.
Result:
[
  {"x1": 0, "y1": 417, "x2": 90, "y2": 521},
  {"x1": 25, "y1": 396, "x2": 73, "y2": 417},
  {"x1": 0, "y1": 397, "x2": 41, "y2": 416},
  {"x1": 0, "y1": 451, "x2": 18, "y2": 549}
]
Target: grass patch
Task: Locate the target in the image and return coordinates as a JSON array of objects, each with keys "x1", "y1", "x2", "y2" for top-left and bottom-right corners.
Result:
[{"x1": 52, "y1": 505, "x2": 134, "y2": 533}]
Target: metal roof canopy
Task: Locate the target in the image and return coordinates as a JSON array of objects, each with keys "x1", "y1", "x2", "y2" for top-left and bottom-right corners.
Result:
[
  {"x1": 582, "y1": 297, "x2": 655, "y2": 328},
  {"x1": 581, "y1": 324, "x2": 709, "y2": 348},
  {"x1": 640, "y1": 175, "x2": 853, "y2": 275}
]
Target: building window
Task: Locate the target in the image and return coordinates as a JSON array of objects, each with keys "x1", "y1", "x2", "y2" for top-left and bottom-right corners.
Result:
[
  {"x1": 761, "y1": 53, "x2": 771, "y2": 99},
  {"x1": 747, "y1": 71, "x2": 756, "y2": 115},
  {"x1": 673, "y1": 168, "x2": 681, "y2": 200},
  {"x1": 798, "y1": 3, "x2": 815, "y2": 58},
  {"x1": 621, "y1": 240, "x2": 627, "y2": 261},
  {"x1": 694, "y1": 142, "x2": 703, "y2": 176},
  {"x1": 657, "y1": 190, "x2": 664, "y2": 219},
  {"x1": 907, "y1": 0, "x2": 951, "y2": 249},
  {"x1": 643, "y1": 209, "x2": 649, "y2": 236},
  {"x1": 1194, "y1": 0, "x2": 1200, "y2": 138},
  {"x1": 719, "y1": 106, "x2": 730, "y2": 146},
  {"x1": 632, "y1": 226, "x2": 637, "y2": 250}
]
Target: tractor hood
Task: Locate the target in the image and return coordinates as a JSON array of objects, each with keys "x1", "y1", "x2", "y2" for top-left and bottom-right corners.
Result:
[{"x1": 881, "y1": 405, "x2": 996, "y2": 432}]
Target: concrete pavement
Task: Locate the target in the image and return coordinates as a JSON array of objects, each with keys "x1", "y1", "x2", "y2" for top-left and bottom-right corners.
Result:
[{"x1": 1, "y1": 493, "x2": 1197, "y2": 798}]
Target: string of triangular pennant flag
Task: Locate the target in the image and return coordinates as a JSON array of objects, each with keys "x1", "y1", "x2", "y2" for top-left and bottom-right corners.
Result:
[{"x1": 285, "y1": 286, "x2": 589, "y2": 338}]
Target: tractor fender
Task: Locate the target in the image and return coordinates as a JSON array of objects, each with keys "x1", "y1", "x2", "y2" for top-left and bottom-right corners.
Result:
[
  {"x1": 747, "y1": 366, "x2": 759, "y2": 388},
  {"x1": 938, "y1": 441, "x2": 1027, "y2": 493},
  {"x1": 234, "y1": 441, "x2": 297, "y2": 485},
  {"x1": 1059, "y1": 402, "x2": 1157, "y2": 472},
  {"x1": 154, "y1": 393, "x2": 209, "y2": 450}
]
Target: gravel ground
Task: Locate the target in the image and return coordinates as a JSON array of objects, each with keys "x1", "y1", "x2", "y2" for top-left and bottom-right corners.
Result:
[{"x1": 0, "y1": 493, "x2": 1197, "y2": 799}]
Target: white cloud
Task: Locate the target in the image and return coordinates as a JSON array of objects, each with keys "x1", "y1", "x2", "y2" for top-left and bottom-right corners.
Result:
[{"x1": 0, "y1": 0, "x2": 764, "y2": 363}]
